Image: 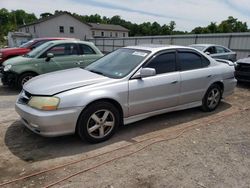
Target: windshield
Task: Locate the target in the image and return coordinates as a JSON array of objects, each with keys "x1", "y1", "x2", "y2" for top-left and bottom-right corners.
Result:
[
  {"x1": 86, "y1": 48, "x2": 150, "y2": 79},
  {"x1": 19, "y1": 40, "x2": 34, "y2": 48},
  {"x1": 190, "y1": 45, "x2": 206, "y2": 51},
  {"x1": 25, "y1": 42, "x2": 53, "y2": 58}
]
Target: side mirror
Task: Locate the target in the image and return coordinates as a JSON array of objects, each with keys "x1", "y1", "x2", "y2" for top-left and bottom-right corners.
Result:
[
  {"x1": 205, "y1": 51, "x2": 210, "y2": 56},
  {"x1": 132, "y1": 68, "x2": 156, "y2": 79},
  {"x1": 45, "y1": 53, "x2": 54, "y2": 62}
]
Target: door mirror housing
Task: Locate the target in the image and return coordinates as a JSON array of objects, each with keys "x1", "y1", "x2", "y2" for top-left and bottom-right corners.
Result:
[
  {"x1": 45, "y1": 53, "x2": 54, "y2": 62},
  {"x1": 205, "y1": 51, "x2": 210, "y2": 56},
  {"x1": 133, "y1": 68, "x2": 156, "y2": 79}
]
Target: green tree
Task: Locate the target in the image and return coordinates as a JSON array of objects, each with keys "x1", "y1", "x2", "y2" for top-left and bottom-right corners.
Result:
[{"x1": 40, "y1": 12, "x2": 53, "y2": 19}]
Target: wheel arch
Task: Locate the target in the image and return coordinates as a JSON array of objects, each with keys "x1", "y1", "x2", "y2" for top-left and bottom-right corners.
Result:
[
  {"x1": 16, "y1": 71, "x2": 39, "y2": 88},
  {"x1": 75, "y1": 98, "x2": 124, "y2": 132},
  {"x1": 212, "y1": 81, "x2": 224, "y2": 92}
]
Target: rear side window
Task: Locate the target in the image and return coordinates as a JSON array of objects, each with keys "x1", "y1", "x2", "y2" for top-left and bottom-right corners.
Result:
[
  {"x1": 146, "y1": 52, "x2": 176, "y2": 74},
  {"x1": 178, "y1": 52, "x2": 203, "y2": 71},
  {"x1": 202, "y1": 57, "x2": 210, "y2": 67},
  {"x1": 79, "y1": 44, "x2": 96, "y2": 55}
]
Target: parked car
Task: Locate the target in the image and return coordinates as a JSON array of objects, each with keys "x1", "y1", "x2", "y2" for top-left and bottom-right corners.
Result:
[
  {"x1": 15, "y1": 45, "x2": 236, "y2": 143},
  {"x1": 234, "y1": 57, "x2": 250, "y2": 82},
  {"x1": 190, "y1": 44, "x2": 237, "y2": 62},
  {"x1": 1, "y1": 40, "x2": 103, "y2": 88},
  {"x1": 0, "y1": 38, "x2": 73, "y2": 64}
]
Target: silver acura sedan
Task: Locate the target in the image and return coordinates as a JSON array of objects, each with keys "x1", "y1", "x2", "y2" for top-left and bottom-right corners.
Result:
[
  {"x1": 15, "y1": 45, "x2": 236, "y2": 143},
  {"x1": 190, "y1": 44, "x2": 237, "y2": 62}
]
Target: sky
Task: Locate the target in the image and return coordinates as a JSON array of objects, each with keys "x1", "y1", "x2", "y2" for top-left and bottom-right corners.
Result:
[{"x1": 1, "y1": 0, "x2": 250, "y2": 31}]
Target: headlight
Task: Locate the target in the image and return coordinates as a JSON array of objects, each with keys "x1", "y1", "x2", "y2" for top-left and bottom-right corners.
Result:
[
  {"x1": 4, "y1": 65, "x2": 12, "y2": 71},
  {"x1": 28, "y1": 96, "x2": 60, "y2": 111}
]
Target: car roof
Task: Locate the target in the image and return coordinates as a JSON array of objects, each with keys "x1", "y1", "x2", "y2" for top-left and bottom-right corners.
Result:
[
  {"x1": 45, "y1": 40, "x2": 94, "y2": 45},
  {"x1": 190, "y1": 44, "x2": 223, "y2": 47},
  {"x1": 33, "y1": 37, "x2": 77, "y2": 41},
  {"x1": 123, "y1": 44, "x2": 193, "y2": 53}
]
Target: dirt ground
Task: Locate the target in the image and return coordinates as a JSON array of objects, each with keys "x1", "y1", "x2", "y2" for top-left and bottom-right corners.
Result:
[{"x1": 0, "y1": 82, "x2": 250, "y2": 188}]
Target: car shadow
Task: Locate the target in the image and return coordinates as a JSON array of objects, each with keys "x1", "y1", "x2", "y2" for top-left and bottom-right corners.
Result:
[
  {"x1": 0, "y1": 84, "x2": 19, "y2": 96},
  {"x1": 4, "y1": 101, "x2": 232, "y2": 162},
  {"x1": 237, "y1": 82, "x2": 250, "y2": 90}
]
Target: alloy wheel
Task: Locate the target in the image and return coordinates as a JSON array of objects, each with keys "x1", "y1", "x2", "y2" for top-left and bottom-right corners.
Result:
[
  {"x1": 207, "y1": 88, "x2": 221, "y2": 109},
  {"x1": 87, "y1": 109, "x2": 115, "y2": 139},
  {"x1": 21, "y1": 76, "x2": 33, "y2": 86}
]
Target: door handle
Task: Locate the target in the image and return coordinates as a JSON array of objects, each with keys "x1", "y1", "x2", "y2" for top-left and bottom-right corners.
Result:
[
  {"x1": 207, "y1": 75, "x2": 212, "y2": 78},
  {"x1": 78, "y1": 61, "x2": 84, "y2": 64},
  {"x1": 75, "y1": 62, "x2": 81, "y2": 65},
  {"x1": 171, "y1": 80, "x2": 178, "y2": 84}
]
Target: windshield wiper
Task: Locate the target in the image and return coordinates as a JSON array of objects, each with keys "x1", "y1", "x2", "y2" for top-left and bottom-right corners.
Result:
[{"x1": 88, "y1": 69, "x2": 104, "y2": 75}]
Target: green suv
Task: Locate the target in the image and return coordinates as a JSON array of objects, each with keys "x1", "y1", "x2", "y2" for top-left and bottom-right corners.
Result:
[{"x1": 1, "y1": 40, "x2": 103, "y2": 88}]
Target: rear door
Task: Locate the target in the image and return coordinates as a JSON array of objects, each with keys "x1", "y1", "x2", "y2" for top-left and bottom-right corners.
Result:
[
  {"x1": 128, "y1": 51, "x2": 181, "y2": 116},
  {"x1": 78, "y1": 43, "x2": 102, "y2": 67},
  {"x1": 177, "y1": 50, "x2": 212, "y2": 105}
]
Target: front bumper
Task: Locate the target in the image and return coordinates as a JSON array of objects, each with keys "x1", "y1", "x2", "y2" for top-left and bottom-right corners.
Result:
[
  {"x1": 235, "y1": 71, "x2": 250, "y2": 82},
  {"x1": 0, "y1": 68, "x2": 17, "y2": 86},
  {"x1": 15, "y1": 102, "x2": 83, "y2": 137}
]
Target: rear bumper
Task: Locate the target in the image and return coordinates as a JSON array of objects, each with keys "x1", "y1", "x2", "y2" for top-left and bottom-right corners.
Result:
[
  {"x1": 223, "y1": 77, "x2": 237, "y2": 97},
  {"x1": 15, "y1": 102, "x2": 83, "y2": 137}
]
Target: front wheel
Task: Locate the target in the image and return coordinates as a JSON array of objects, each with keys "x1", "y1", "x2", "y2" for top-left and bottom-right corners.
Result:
[
  {"x1": 201, "y1": 84, "x2": 222, "y2": 112},
  {"x1": 77, "y1": 102, "x2": 120, "y2": 143},
  {"x1": 17, "y1": 72, "x2": 37, "y2": 89}
]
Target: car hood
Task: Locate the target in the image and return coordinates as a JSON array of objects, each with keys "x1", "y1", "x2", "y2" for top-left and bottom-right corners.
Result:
[
  {"x1": 237, "y1": 57, "x2": 250, "y2": 64},
  {"x1": 0, "y1": 47, "x2": 29, "y2": 53},
  {"x1": 3, "y1": 56, "x2": 32, "y2": 66},
  {"x1": 24, "y1": 68, "x2": 112, "y2": 95}
]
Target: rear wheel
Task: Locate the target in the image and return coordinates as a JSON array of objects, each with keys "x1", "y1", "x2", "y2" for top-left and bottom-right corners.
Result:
[
  {"x1": 77, "y1": 101, "x2": 120, "y2": 143},
  {"x1": 201, "y1": 84, "x2": 222, "y2": 112},
  {"x1": 17, "y1": 72, "x2": 37, "y2": 89}
]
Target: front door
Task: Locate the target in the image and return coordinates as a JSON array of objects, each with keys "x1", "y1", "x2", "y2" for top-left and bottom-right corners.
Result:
[
  {"x1": 128, "y1": 51, "x2": 181, "y2": 116},
  {"x1": 39, "y1": 43, "x2": 81, "y2": 74}
]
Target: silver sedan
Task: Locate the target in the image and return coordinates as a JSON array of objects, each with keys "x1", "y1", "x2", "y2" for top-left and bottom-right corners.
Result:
[
  {"x1": 190, "y1": 44, "x2": 237, "y2": 62},
  {"x1": 15, "y1": 45, "x2": 236, "y2": 143}
]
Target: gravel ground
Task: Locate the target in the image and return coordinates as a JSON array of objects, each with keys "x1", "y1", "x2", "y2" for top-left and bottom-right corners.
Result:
[{"x1": 0, "y1": 82, "x2": 250, "y2": 188}]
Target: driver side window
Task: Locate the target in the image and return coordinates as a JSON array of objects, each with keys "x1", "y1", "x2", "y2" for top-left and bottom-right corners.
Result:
[
  {"x1": 205, "y1": 47, "x2": 216, "y2": 54},
  {"x1": 145, "y1": 52, "x2": 176, "y2": 74},
  {"x1": 41, "y1": 43, "x2": 78, "y2": 58}
]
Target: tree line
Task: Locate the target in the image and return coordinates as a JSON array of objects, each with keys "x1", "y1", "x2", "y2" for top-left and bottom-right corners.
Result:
[{"x1": 0, "y1": 8, "x2": 249, "y2": 45}]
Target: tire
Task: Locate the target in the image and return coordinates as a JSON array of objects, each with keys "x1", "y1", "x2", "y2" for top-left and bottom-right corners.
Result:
[
  {"x1": 77, "y1": 101, "x2": 120, "y2": 143},
  {"x1": 17, "y1": 72, "x2": 37, "y2": 90},
  {"x1": 201, "y1": 84, "x2": 222, "y2": 112}
]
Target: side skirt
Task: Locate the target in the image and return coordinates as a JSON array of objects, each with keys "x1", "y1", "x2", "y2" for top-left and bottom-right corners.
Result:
[{"x1": 124, "y1": 101, "x2": 202, "y2": 125}]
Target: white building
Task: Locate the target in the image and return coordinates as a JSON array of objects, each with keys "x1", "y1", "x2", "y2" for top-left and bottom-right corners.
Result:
[
  {"x1": 7, "y1": 32, "x2": 32, "y2": 47},
  {"x1": 18, "y1": 12, "x2": 129, "y2": 40}
]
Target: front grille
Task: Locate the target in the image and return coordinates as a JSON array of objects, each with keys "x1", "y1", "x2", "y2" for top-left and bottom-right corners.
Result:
[
  {"x1": 236, "y1": 63, "x2": 250, "y2": 72},
  {"x1": 18, "y1": 90, "x2": 32, "y2": 104}
]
